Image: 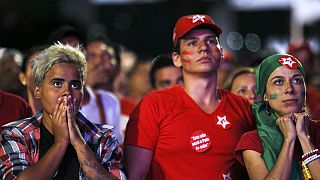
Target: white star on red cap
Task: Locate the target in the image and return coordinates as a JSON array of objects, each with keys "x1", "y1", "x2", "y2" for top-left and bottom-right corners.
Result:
[
  {"x1": 280, "y1": 57, "x2": 296, "y2": 67},
  {"x1": 217, "y1": 115, "x2": 230, "y2": 129},
  {"x1": 192, "y1": 15, "x2": 205, "y2": 23}
]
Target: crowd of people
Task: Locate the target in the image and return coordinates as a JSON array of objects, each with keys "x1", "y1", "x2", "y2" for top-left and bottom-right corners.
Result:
[{"x1": 0, "y1": 13, "x2": 320, "y2": 180}]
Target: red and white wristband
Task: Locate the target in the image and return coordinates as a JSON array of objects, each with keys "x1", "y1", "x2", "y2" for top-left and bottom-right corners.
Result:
[{"x1": 302, "y1": 149, "x2": 320, "y2": 165}]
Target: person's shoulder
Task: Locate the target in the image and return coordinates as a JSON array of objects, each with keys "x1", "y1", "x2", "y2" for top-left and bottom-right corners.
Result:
[
  {"x1": 0, "y1": 90, "x2": 28, "y2": 104},
  {"x1": 77, "y1": 112, "x2": 118, "y2": 144},
  {"x1": 242, "y1": 130, "x2": 259, "y2": 138},
  {"x1": 237, "y1": 130, "x2": 261, "y2": 150},
  {"x1": 1, "y1": 115, "x2": 40, "y2": 136},
  {"x1": 235, "y1": 129, "x2": 261, "y2": 166},
  {"x1": 77, "y1": 112, "x2": 113, "y2": 133}
]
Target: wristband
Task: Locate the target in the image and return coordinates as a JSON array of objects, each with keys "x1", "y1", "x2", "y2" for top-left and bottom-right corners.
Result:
[{"x1": 302, "y1": 149, "x2": 319, "y2": 160}]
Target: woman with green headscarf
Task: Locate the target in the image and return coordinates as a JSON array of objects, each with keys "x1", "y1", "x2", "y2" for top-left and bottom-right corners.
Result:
[{"x1": 235, "y1": 54, "x2": 320, "y2": 180}]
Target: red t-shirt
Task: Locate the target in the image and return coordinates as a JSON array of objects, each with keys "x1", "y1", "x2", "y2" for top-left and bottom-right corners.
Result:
[
  {"x1": 125, "y1": 85, "x2": 256, "y2": 179},
  {"x1": 0, "y1": 91, "x2": 33, "y2": 129},
  {"x1": 235, "y1": 130, "x2": 261, "y2": 166}
]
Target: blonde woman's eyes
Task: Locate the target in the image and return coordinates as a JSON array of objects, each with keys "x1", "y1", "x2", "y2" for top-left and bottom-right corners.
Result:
[
  {"x1": 52, "y1": 81, "x2": 62, "y2": 88},
  {"x1": 71, "y1": 81, "x2": 82, "y2": 89}
]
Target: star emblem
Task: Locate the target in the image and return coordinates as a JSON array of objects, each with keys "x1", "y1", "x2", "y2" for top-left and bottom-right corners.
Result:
[
  {"x1": 223, "y1": 172, "x2": 232, "y2": 180},
  {"x1": 217, "y1": 115, "x2": 230, "y2": 129},
  {"x1": 192, "y1": 15, "x2": 205, "y2": 23},
  {"x1": 280, "y1": 57, "x2": 296, "y2": 67}
]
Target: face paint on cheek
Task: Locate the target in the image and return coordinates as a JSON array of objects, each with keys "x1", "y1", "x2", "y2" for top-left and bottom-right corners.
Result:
[
  {"x1": 182, "y1": 59, "x2": 192, "y2": 63},
  {"x1": 269, "y1": 93, "x2": 278, "y2": 100},
  {"x1": 181, "y1": 50, "x2": 193, "y2": 56}
]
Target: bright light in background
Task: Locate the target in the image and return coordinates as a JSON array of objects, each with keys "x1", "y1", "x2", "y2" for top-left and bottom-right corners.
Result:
[
  {"x1": 227, "y1": 32, "x2": 244, "y2": 50},
  {"x1": 230, "y1": 0, "x2": 320, "y2": 25},
  {"x1": 227, "y1": 32, "x2": 262, "y2": 52},
  {"x1": 229, "y1": 0, "x2": 320, "y2": 54},
  {"x1": 245, "y1": 33, "x2": 261, "y2": 52},
  {"x1": 266, "y1": 37, "x2": 289, "y2": 54},
  {"x1": 229, "y1": 0, "x2": 290, "y2": 10},
  {"x1": 292, "y1": 0, "x2": 320, "y2": 25},
  {"x1": 266, "y1": 36, "x2": 320, "y2": 54}
]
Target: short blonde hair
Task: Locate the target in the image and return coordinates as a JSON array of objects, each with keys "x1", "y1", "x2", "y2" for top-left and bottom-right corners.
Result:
[{"x1": 31, "y1": 42, "x2": 87, "y2": 86}]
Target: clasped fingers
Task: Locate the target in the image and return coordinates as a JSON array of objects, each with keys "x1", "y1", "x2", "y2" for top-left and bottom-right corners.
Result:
[
  {"x1": 276, "y1": 113, "x2": 297, "y2": 140},
  {"x1": 294, "y1": 112, "x2": 310, "y2": 138}
]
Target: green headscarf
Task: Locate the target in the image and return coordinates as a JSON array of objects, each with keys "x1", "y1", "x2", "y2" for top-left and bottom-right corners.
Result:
[{"x1": 253, "y1": 54, "x2": 305, "y2": 179}]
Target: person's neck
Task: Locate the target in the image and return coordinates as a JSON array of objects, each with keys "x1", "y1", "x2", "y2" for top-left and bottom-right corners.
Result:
[
  {"x1": 41, "y1": 112, "x2": 53, "y2": 134},
  {"x1": 183, "y1": 73, "x2": 220, "y2": 114}
]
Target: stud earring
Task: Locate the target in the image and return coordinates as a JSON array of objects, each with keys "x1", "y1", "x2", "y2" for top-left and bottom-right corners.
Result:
[{"x1": 264, "y1": 96, "x2": 268, "y2": 102}]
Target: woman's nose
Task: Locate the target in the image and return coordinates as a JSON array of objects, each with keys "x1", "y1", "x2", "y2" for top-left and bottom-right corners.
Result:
[{"x1": 61, "y1": 85, "x2": 71, "y2": 97}]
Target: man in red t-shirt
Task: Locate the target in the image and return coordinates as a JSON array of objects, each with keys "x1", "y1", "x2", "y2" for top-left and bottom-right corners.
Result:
[{"x1": 124, "y1": 14, "x2": 256, "y2": 179}]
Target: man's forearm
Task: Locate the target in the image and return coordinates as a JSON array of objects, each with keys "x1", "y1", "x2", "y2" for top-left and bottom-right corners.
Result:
[{"x1": 73, "y1": 141, "x2": 118, "y2": 180}]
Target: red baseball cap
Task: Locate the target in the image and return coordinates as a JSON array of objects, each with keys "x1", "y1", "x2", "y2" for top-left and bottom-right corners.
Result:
[{"x1": 172, "y1": 14, "x2": 222, "y2": 48}]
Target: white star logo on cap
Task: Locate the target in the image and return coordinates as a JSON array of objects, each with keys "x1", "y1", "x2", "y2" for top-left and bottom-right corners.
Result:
[
  {"x1": 192, "y1": 15, "x2": 205, "y2": 23},
  {"x1": 280, "y1": 57, "x2": 296, "y2": 67},
  {"x1": 223, "y1": 172, "x2": 232, "y2": 180},
  {"x1": 217, "y1": 115, "x2": 230, "y2": 129}
]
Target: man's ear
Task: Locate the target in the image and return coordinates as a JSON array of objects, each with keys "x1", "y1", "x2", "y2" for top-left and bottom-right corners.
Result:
[
  {"x1": 34, "y1": 86, "x2": 41, "y2": 99},
  {"x1": 172, "y1": 52, "x2": 182, "y2": 68},
  {"x1": 19, "y1": 72, "x2": 27, "y2": 86}
]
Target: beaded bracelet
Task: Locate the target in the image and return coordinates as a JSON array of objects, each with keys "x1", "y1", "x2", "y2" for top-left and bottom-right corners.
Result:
[
  {"x1": 302, "y1": 149, "x2": 319, "y2": 160},
  {"x1": 304, "y1": 153, "x2": 320, "y2": 165}
]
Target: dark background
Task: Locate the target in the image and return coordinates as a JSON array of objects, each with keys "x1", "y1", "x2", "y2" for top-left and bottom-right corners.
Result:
[{"x1": 1, "y1": 0, "x2": 319, "y2": 63}]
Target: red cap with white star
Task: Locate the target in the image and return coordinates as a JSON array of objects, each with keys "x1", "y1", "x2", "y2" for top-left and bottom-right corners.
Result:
[{"x1": 172, "y1": 14, "x2": 222, "y2": 48}]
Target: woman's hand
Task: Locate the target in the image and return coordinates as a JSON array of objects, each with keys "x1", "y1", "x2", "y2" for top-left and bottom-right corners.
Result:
[
  {"x1": 276, "y1": 113, "x2": 297, "y2": 141},
  {"x1": 294, "y1": 112, "x2": 310, "y2": 140},
  {"x1": 66, "y1": 95, "x2": 85, "y2": 147},
  {"x1": 51, "y1": 96, "x2": 70, "y2": 146}
]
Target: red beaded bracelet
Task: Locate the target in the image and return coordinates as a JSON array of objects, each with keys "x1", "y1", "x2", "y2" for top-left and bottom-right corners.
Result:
[{"x1": 302, "y1": 149, "x2": 319, "y2": 161}]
